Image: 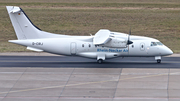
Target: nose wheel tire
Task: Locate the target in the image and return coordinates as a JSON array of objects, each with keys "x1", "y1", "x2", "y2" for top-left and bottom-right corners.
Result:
[
  {"x1": 97, "y1": 59, "x2": 103, "y2": 64},
  {"x1": 157, "y1": 59, "x2": 161, "y2": 63}
]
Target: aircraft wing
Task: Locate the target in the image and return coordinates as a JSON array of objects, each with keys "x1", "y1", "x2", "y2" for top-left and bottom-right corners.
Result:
[
  {"x1": 93, "y1": 29, "x2": 128, "y2": 48},
  {"x1": 93, "y1": 29, "x2": 112, "y2": 45}
]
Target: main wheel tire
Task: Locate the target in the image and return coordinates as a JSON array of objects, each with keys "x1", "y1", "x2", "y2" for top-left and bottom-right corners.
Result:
[
  {"x1": 157, "y1": 59, "x2": 161, "y2": 63},
  {"x1": 97, "y1": 59, "x2": 103, "y2": 64}
]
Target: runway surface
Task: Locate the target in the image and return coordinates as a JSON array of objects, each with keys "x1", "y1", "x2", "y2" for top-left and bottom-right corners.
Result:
[
  {"x1": 0, "y1": 56, "x2": 180, "y2": 68},
  {"x1": 0, "y1": 56, "x2": 180, "y2": 101}
]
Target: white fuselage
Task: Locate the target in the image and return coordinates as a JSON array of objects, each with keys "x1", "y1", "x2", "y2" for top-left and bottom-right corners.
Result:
[{"x1": 9, "y1": 31, "x2": 173, "y2": 60}]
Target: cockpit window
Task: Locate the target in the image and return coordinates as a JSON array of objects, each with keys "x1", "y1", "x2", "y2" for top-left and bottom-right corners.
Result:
[
  {"x1": 156, "y1": 42, "x2": 163, "y2": 45},
  {"x1": 151, "y1": 42, "x2": 157, "y2": 46},
  {"x1": 151, "y1": 42, "x2": 163, "y2": 46}
]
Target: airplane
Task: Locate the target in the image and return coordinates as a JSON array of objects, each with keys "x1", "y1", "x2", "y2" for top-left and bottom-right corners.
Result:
[{"x1": 6, "y1": 6, "x2": 173, "y2": 64}]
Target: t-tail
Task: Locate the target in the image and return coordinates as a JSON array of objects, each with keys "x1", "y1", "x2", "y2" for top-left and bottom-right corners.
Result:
[
  {"x1": 6, "y1": 6, "x2": 66, "y2": 40},
  {"x1": 6, "y1": 6, "x2": 67, "y2": 52},
  {"x1": 6, "y1": 6, "x2": 42, "y2": 39}
]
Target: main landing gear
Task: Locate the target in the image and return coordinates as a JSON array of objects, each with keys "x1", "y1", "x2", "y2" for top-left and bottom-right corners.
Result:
[
  {"x1": 97, "y1": 59, "x2": 103, "y2": 64},
  {"x1": 155, "y1": 56, "x2": 161, "y2": 63},
  {"x1": 97, "y1": 54, "x2": 105, "y2": 64},
  {"x1": 157, "y1": 59, "x2": 161, "y2": 63}
]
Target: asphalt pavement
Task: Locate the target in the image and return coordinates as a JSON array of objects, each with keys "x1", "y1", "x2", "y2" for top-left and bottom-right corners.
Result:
[
  {"x1": 0, "y1": 56, "x2": 180, "y2": 101},
  {"x1": 0, "y1": 56, "x2": 179, "y2": 68}
]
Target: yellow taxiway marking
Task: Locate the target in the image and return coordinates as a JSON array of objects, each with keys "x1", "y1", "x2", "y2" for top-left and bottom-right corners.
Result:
[{"x1": 0, "y1": 71, "x2": 177, "y2": 95}]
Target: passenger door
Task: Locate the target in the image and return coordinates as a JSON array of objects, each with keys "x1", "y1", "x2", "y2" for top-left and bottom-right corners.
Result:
[{"x1": 70, "y1": 42, "x2": 76, "y2": 55}]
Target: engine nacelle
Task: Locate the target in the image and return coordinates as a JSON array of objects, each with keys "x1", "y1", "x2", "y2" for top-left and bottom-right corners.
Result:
[{"x1": 103, "y1": 38, "x2": 127, "y2": 48}]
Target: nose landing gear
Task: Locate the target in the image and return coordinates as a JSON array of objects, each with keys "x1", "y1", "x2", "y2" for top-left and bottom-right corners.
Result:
[
  {"x1": 157, "y1": 59, "x2": 161, "y2": 63},
  {"x1": 155, "y1": 56, "x2": 161, "y2": 63}
]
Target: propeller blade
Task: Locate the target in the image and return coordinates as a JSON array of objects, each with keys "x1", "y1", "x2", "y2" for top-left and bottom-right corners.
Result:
[
  {"x1": 128, "y1": 28, "x2": 131, "y2": 41},
  {"x1": 129, "y1": 28, "x2": 131, "y2": 35},
  {"x1": 127, "y1": 28, "x2": 133, "y2": 45}
]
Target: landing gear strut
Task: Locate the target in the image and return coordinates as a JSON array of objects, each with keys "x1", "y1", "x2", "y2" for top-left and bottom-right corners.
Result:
[
  {"x1": 157, "y1": 59, "x2": 161, "y2": 63},
  {"x1": 97, "y1": 59, "x2": 103, "y2": 64},
  {"x1": 155, "y1": 56, "x2": 161, "y2": 63}
]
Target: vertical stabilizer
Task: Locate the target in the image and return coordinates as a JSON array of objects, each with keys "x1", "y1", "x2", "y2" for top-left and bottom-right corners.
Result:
[{"x1": 6, "y1": 6, "x2": 41, "y2": 40}]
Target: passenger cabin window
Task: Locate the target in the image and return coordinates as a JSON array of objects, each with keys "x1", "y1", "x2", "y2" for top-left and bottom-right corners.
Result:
[
  {"x1": 82, "y1": 44, "x2": 84, "y2": 47},
  {"x1": 141, "y1": 45, "x2": 144, "y2": 48},
  {"x1": 132, "y1": 45, "x2": 134, "y2": 48},
  {"x1": 151, "y1": 42, "x2": 163, "y2": 46},
  {"x1": 89, "y1": 44, "x2": 91, "y2": 47}
]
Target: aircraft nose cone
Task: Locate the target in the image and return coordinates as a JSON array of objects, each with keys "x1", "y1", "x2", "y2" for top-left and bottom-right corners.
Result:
[
  {"x1": 168, "y1": 48, "x2": 173, "y2": 55},
  {"x1": 163, "y1": 46, "x2": 173, "y2": 55}
]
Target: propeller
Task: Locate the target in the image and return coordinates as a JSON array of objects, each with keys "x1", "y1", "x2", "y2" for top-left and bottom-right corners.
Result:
[
  {"x1": 127, "y1": 28, "x2": 133, "y2": 45},
  {"x1": 127, "y1": 28, "x2": 133, "y2": 55}
]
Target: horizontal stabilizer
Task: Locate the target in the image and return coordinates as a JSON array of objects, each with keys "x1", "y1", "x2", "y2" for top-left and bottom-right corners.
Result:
[{"x1": 10, "y1": 6, "x2": 21, "y2": 13}]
